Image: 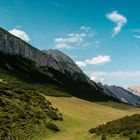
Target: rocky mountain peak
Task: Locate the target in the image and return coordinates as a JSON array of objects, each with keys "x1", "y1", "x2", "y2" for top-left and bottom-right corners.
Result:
[
  {"x1": 0, "y1": 27, "x2": 84, "y2": 78},
  {"x1": 43, "y1": 49, "x2": 83, "y2": 75}
]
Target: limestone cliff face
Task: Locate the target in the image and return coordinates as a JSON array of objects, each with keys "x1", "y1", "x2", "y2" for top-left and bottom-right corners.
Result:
[
  {"x1": 0, "y1": 27, "x2": 85, "y2": 77},
  {"x1": 0, "y1": 28, "x2": 48, "y2": 66}
]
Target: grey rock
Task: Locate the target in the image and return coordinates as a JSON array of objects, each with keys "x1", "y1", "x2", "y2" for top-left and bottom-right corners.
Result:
[
  {"x1": 97, "y1": 82, "x2": 140, "y2": 106},
  {"x1": 0, "y1": 27, "x2": 90, "y2": 82}
]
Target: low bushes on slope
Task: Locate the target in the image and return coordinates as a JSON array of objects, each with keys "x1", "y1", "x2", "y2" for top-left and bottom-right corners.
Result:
[
  {"x1": 89, "y1": 114, "x2": 140, "y2": 139},
  {"x1": 0, "y1": 81, "x2": 63, "y2": 140}
]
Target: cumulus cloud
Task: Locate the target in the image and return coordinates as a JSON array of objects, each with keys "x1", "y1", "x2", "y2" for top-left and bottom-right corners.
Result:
[
  {"x1": 75, "y1": 61, "x2": 86, "y2": 67},
  {"x1": 75, "y1": 55, "x2": 111, "y2": 68},
  {"x1": 106, "y1": 11, "x2": 127, "y2": 36},
  {"x1": 85, "y1": 55, "x2": 111, "y2": 65},
  {"x1": 9, "y1": 28, "x2": 30, "y2": 42},
  {"x1": 54, "y1": 26, "x2": 96, "y2": 49}
]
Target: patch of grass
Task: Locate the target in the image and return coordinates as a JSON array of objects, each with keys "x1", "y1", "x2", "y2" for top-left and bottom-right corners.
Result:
[{"x1": 42, "y1": 96, "x2": 140, "y2": 140}]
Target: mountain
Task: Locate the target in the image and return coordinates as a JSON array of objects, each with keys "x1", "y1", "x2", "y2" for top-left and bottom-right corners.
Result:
[
  {"x1": 0, "y1": 27, "x2": 140, "y2": 106},
  {"x1": 97, "y1": 83, "x2": 140, "y2": 106},
  {"x1": 0, "y1": 27, "x2": 116, "y2": 102},
  {"x1": 128, "y1": 86, "x2": 140, "y2": 97}
]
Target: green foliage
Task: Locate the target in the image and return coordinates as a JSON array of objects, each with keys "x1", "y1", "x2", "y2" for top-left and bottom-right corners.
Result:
[
  {"x1": 0, "y1": 81, "x2": 63, "y2": 139},
  {"x1": 89, "y1": 114, "x2": 140, "y2": 139},
  {"x1": 46, "y1": 122, "x2": 60, "y2": 132},
  {"x1": 101, "y1": 134, "x2": 107, "y2": 140},
  {"x1": 129, "y1": 135, "x2": 140, "y2": 140}
]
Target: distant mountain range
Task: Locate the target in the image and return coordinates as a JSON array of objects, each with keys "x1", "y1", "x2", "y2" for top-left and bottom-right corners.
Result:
[{"x1": 0, "y1": 27, "x2": 140, "y2": 106}]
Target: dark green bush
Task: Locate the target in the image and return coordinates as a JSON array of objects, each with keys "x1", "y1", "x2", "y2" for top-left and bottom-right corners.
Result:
[
  {"x1": 46, "y1": 122, "x2": 60, "y2": 132},
  {"x1": 129, "y1": 135, "x2": 139, "y2": 140},
  {"x1": 123, "y1": 130, "x2": 133, "y2": 136},
  {"x1": 89, "y1": 114, "x2": 140, "y2": 139},
  {"x1": 101, "y1": 134, "x2": 107, "y2": 140}
]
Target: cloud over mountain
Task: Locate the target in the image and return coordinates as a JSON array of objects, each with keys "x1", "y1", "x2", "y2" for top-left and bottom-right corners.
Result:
[{"x1": 9, "y1": 28, "x2": 30, "y2": 42}]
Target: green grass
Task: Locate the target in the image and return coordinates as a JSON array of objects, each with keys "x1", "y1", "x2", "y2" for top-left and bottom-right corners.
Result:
[{"x1": 41, "y1": 96, "x2": 140, "y2": 140}]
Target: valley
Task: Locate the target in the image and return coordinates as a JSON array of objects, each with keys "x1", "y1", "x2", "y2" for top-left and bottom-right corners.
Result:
[
  {"x1": 0, "y1": 27, "x2": 140, "y2": 140},
  {"x1": 41, "y1": 96, "x2": 140, "y2": 140}
]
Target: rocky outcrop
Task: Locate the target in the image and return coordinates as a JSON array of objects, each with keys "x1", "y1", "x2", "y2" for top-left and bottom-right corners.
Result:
[{"x1": 0, "y1": 28, "x2": 48, "y2": 66}]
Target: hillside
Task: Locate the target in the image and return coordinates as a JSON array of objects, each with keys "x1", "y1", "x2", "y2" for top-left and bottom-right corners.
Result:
[
  {"x1": 0, "y1": 70, "x2": 63, "y2": 139},
  {"x1": 1, "y1": 66, "x2": 140, "y2": 140},
  {"x1": 89, "y1": 114, "x2": 140, "y2": 140},
  {"x1": 42, "y1": 96, "x2": 140, "y2": 140}
]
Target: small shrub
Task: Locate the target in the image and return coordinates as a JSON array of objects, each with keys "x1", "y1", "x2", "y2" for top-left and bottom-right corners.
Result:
[
  {"x1": 123, "y1": 130, "x2": 133, "y2": 136},
  {"x1": 89, "y1": 128, "x2": 96, "y2": 133},
  {"x1": 136, "y1": 129, "x2": 140, "y2": 134},
  {"x1": 46, "y1": 122, "x2": 60, "y2": 132},
  {"x1": 101, "y1": 134, "x2": 107, "y2": 140},
  {"x1": 129, "y1": 135, "x2": 139, "y2": 140}
]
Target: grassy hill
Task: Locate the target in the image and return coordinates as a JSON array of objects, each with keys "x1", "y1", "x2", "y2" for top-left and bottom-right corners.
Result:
[
  {"x1": 41, "y1": 96, "x2": 140, "y2": 140},
  {"x1": 0, "y1": 68, "x2": 64, "y2": 139},
  {"x1": 0, "y1": 62, "x2": 140, "y2": 140},
  {"x1": 0, "y1": 51, "x2": 140, "y2": 140}
]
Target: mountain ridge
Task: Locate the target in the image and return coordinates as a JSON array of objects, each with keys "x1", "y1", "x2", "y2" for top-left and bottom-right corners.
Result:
[{"x1": 0, "y1": 27, "x2": 140, "y2": 106}]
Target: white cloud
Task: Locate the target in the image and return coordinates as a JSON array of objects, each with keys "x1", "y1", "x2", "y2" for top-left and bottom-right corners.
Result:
[
  {"x1": 133, "y1": 35, "x2": 140, "y2": 39},
  {"x1": 85, "y1": 55, "x2": 111, "y2": 65},
  {"x1": 54, "y1": 33, "x2": 85, "y2": 49},
  {"x1": 9, "y1": 28, "x2": 30, "y2": 42},
  {"x1": 75, "y1": 61, "x2": 86, "y2": 67},
  {"x1": 106, "y1": 11, "x2": 127, "y2": 36},
  {"x1": 80, "y1": 26, "x2": 90, "y2": 32},
  {"x1": 87, "y1": 71, "x2": 140, "y2": 83},
  {"x1": 54, "y1": 26, "x2": 97, "y2": 49},
  {"x1": 90, "y1": 75, "x2": 104, "y2": 83},
  {"x1": 75, "y1": 55, "x2": 111, "y2": 68}
]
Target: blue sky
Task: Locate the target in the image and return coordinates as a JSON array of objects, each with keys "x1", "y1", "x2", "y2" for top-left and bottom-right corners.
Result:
[{"x1": 0, "y1": 0, "x2": 140, "y2": 87}]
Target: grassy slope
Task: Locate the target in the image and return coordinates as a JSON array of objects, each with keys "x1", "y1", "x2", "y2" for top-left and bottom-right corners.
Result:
[
  {"x1": 0, "y1": 68, "x2": 64, "y2": 140},
  {"x1": 42, "y1": 96, "x2": 140, "y2": 140}
]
